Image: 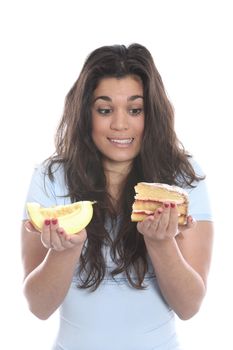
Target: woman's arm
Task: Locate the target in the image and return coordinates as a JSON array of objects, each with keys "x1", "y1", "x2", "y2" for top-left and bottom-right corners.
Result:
[
  {"x1": 138, "y1": 204, "x2": 214, "y2": 320},
  {"x1": 21, "y1": 220, "x2": 86, "y2": 320}
]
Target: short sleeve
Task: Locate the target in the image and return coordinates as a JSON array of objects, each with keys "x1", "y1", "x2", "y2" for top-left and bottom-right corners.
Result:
[
  {"x1": 22, "y1": 162, "x2": 70, "y2": 220},
  {"x1": 186, "y1": 159, "x2": 213, "y2": 222}
]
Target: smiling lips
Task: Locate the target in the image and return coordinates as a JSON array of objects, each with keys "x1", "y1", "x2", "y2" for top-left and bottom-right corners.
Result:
[{"x1": 108, "y1": 138, "x2": 134, "y2": 145}]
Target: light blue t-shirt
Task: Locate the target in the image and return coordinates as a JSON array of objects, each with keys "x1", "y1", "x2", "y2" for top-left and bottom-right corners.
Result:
[{"x1": 23, "y1": 159, "x2": 212, "y2": 350}]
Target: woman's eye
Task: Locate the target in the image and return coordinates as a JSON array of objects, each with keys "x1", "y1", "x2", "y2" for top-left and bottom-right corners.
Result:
[
  {"x1": 129, "y1": 108, "x2": 143, "y2": 116},
  {"x1": 97, "y1": 108, "x2": 112, "y2": 115}
]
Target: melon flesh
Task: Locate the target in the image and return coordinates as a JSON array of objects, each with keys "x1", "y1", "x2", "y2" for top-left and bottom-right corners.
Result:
[{"x1": 26, "y1": 201, "x2": 94, "y2": 234}]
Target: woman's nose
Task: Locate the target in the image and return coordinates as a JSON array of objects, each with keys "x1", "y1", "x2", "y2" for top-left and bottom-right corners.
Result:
[{"x1": 110, "y1": 110, "x2": 129, "y2": 130}]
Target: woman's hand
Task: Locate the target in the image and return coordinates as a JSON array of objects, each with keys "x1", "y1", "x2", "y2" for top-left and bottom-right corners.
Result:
[
  {"x1": 24, "y1": 218, "x2": 87, "y2": 251},
  {"x1": 137, "y1": 203, "x2": 195, "y2": 242}
]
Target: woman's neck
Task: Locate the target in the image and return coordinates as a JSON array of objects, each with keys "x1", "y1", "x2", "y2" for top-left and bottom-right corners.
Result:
[{"x1": 103, "y1": 160, "x2": 132, "y2": 201}]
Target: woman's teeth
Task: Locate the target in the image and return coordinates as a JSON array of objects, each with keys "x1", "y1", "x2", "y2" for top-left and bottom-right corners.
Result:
[{"x1": 109, "y1": 138, "x2": 133, "y2": 144}]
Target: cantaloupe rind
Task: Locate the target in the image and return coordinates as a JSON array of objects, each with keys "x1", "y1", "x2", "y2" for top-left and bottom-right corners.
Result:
[{"x1": 26, "y1": 201, "x2": 95, "y2": 234}]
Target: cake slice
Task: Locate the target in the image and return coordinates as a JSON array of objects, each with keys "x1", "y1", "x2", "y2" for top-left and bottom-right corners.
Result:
[{"x1": 131, "y1": 182, "x2": 189, "y2": 225}]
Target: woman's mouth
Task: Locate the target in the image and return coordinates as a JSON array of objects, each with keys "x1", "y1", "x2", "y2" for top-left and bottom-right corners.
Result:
[{"x1": 108, "y1": 138, "x2": 134, "y2": 145}]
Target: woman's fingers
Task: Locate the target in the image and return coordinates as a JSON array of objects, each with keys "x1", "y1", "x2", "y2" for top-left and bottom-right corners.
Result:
[
  {"x1": 137, "y1": 208, "x2": 163, "y2": 239},
  {"x1": 137, "y1": 202, "x2": 180, "y2": 241},
  {"x1": 49, "y1": 218, "x2": 64, "y2": 251},
  {"x1": 156, "y1": 203, "x2": 171, "y2": 233},
  {"x1": 41, "y1": 219, "x2": 52, "y2": 249},
  {"x1": 28, "y1": 217, "x2": 87, "y2": 251},
  {"x1": 56, "y1": 228, "x2": 76, "y2": 249},
  {"x1": 178, "y1": 215, "x2": 196, "y2": 232},
  {"x1": 65, "y1": 229, "x2": 87, "y2": 246},
  {"x1": 166, "y1": 203, "x2": 179, "y2": 234},
  {"x1": 24, "y1": 220, "x2": 40, "y2": 233},
  {"x1": 54, "y1": 226, "x2": 87, "y2": 250}
]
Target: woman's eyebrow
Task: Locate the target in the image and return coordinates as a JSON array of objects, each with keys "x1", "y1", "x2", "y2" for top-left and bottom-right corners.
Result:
[
  {"x1": 93, "y1": 96, "x2": 112, "y2": 103},
  {"x1": 93, "y1": 95, "x2": 143, "y2": 103},
  {"x1": 127, "y1": 95, "x2": 144, "y2": 101}
]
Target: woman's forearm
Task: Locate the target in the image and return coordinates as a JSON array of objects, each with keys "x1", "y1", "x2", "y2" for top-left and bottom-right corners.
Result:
[
  {"x1": 23, "y1": 245, "x2": 83, "y2": 320},
  {"x1": 145, "y1": 238, "x2": 206, "y2": 320}
]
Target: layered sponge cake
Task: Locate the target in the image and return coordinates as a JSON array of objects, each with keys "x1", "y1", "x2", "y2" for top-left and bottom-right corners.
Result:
[{"x1": 131, "y1": 182, "x2": 189, "y2": 225}]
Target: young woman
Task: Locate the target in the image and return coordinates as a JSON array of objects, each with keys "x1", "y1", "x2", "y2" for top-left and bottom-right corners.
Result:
[{"x1": 21, "y1": 43, "x2": 213, "y2": 350}]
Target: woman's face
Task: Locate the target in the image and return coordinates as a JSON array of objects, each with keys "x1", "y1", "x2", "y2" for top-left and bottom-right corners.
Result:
[{"x1": 91, "y1": 75, "x2": 145, "y2": 171}]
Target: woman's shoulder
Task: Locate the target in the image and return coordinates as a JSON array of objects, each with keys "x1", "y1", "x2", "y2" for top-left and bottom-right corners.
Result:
[
  {"x1": 185, "y1": 156, "x2": 213, "y2": 221},
  {"x1": 33, "y1": 160, "x2": 65, "y2": 183},
  {"x1": 28, "y1": 160, "x2": 69, "y2": 203},
  {"x1": 187, "y1": 156, "x2": 206, "y2": 177},
  {"x1": 34, "y1": 159, "x2": 64, "y2": 175}
]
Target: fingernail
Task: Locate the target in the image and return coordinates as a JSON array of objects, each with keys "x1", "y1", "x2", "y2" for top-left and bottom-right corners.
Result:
[
  {"x1": 171, "y1": 203, "x2": 176, "y2": 208},
  {"x1": 164, "y1": 203, "x2": 170, "y2": 208},
  {"x1": 44, "y1": 219, "x2": 50, "y2": 226},
  {"x1": 158, "y1": 208, "x2": 163, "y2": 214},
  {"x1": 51, "y1": 218, "x2": 58, "y2": 225}
]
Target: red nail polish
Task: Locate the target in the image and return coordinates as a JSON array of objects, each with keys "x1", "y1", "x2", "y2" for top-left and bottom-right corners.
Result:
[
  {"x1": 51, "y1": 218, "x2": 58, "y2": 225},
  {"x1": 164, "y1": 203, "x2": 170, "y2": 208},
  {"x1": 171, "y1": 203, "x2": 176, "y2": 208},
  {"x1": 44, "y1": 219, "x2": 50, "y2": 226},
  {"x1": 158, "y1": 208, "x2": 163, "y2": 214}
]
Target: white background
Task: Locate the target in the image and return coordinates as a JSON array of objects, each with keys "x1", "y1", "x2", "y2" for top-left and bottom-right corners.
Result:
[{"x1": 0, "y1": 0, "x2": 232, "y2": 349}]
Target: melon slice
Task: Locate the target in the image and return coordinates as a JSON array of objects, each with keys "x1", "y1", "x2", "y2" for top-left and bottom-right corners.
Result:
[{"x1": 26, "y1": 201, "x2": 95, "y2": 234}]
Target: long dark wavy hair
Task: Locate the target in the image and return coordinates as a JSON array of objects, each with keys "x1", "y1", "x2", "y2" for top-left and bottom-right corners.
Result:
[{"x1": 46, "y1": 43, "x2": 203, "y2": 291}]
